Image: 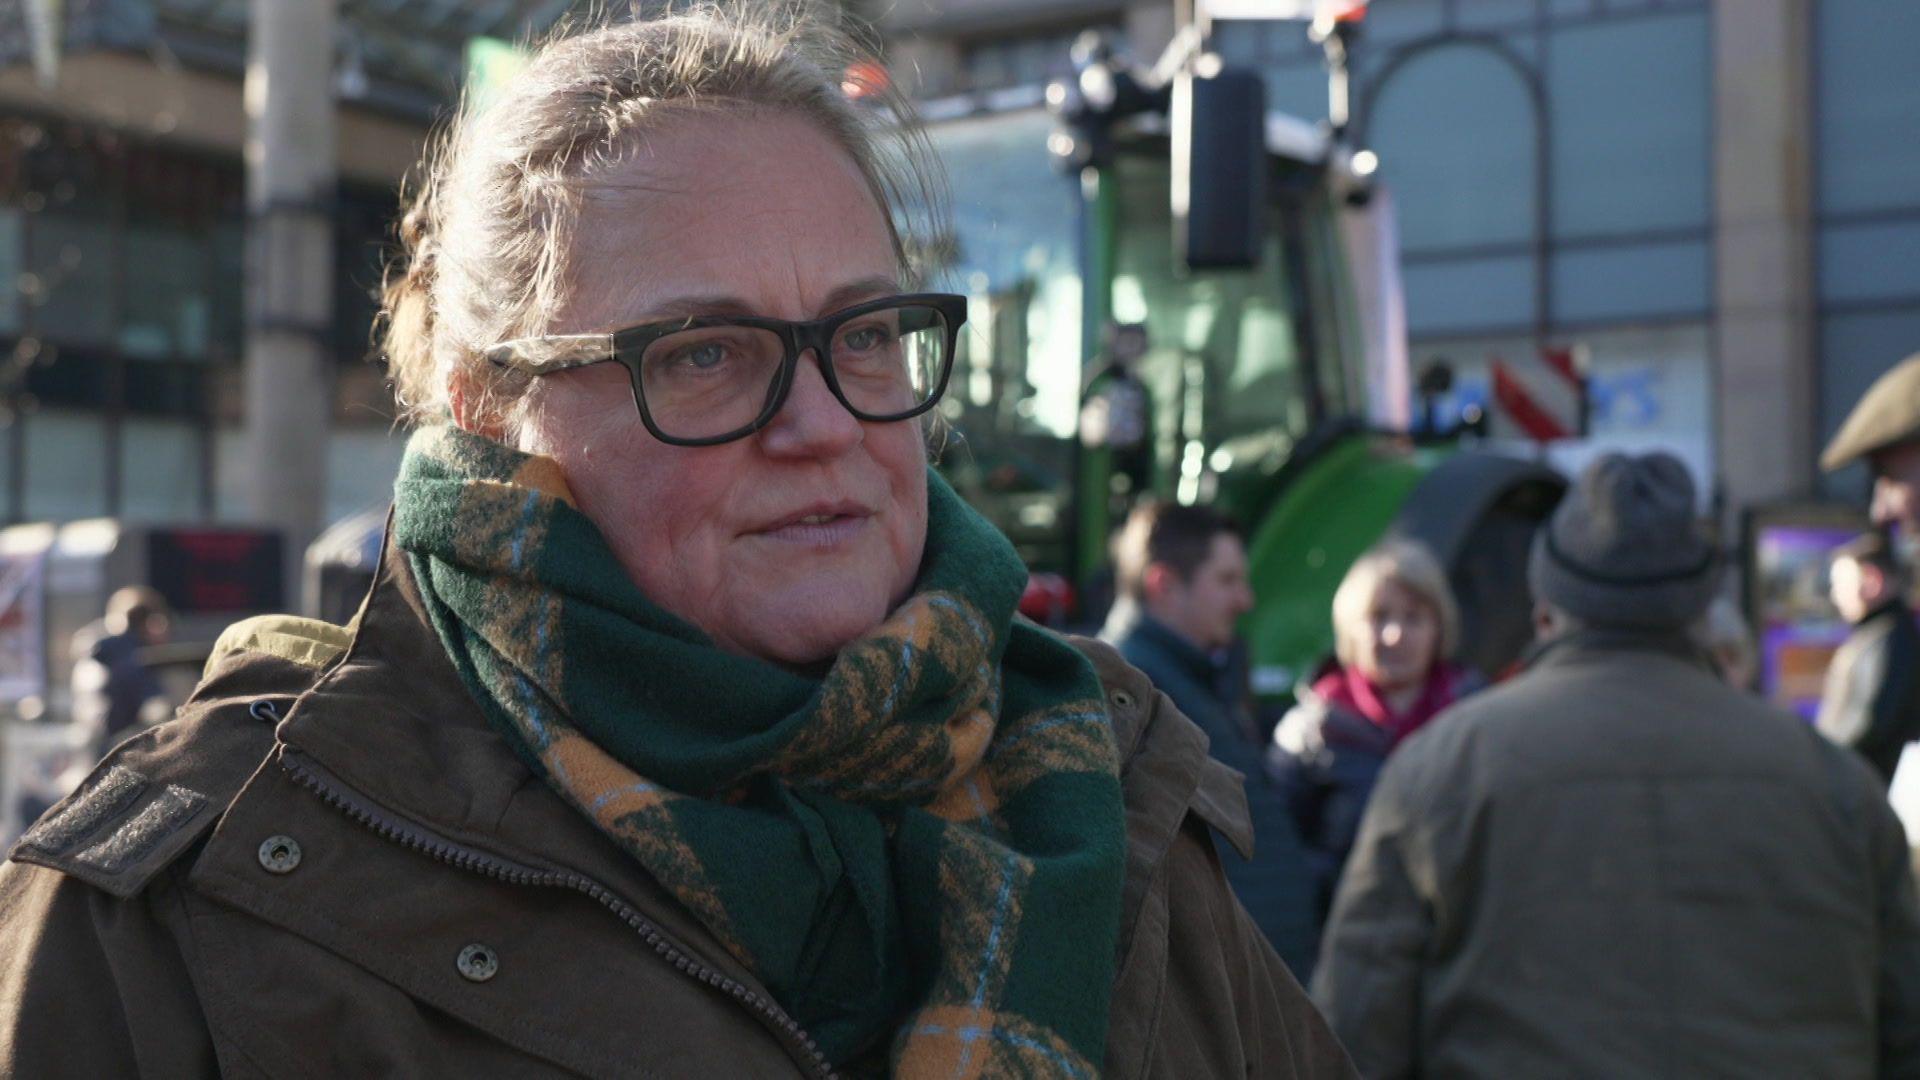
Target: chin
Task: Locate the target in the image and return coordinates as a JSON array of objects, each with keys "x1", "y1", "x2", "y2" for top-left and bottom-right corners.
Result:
[{"x1": 742, "y1": 594, "x2": 894, "y2": 666}]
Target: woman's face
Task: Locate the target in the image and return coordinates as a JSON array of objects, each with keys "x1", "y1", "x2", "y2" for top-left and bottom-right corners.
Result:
[
  {"x1": 1352, "y1": 578, "x2": 1440, "y2": 693},
  {"x1": 513, "y1": 113, "x2": 928, "y2": 666}
]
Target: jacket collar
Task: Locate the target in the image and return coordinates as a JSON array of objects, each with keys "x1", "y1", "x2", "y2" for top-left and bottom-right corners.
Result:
[
  {"x1": 1856, "y1": 599, "x2": 1912, "y2": 630},
  {"x1": 1521, "y1": 624, "x2": 1718, "y2": 675},
  {"x1": 1122, "y1": 610, "x2": 1221, "y2": 684},
  {"x1": 273, "y1": 530, "x2": 562, "y2": 861}
]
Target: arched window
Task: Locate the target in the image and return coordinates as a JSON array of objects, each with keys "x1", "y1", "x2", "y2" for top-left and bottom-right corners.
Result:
[
  {"x1": 1369, "y1": 42, "x2": 1538, "y2": 254},
  {"x1": 1366, "y1": 41, "x2": 1541, "y2": 334}
]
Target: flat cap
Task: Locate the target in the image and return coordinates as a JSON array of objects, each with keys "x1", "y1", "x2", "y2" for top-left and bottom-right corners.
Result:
[{"x1": 1823, "y1": 352, "x2": 1920, "y2": 471}]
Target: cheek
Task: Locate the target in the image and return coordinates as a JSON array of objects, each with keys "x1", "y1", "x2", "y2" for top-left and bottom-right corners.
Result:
[
  {"x1": 1410, "y1": 619, "x2": 1439, "y2": 656},
  {"x1": 871, "y1": 427, "x2": 929, "y2": 559},
  {"x1": 529, "y1": 386, "x2": 738, "y2": 584}
]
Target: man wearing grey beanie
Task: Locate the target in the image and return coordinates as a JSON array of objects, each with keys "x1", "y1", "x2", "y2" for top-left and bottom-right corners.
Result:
[{"x1": 1314, "y1": 451, "x2": 1920, "y2": 1078}]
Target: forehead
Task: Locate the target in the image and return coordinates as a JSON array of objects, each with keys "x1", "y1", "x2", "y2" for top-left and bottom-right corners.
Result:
[
  {"x1": 1201, "y1": 533, "x2": 1246, "y2": 568},
  {"x1": 1367, "y1": 576, "x2": 1426, "y2": 608},
  {"x1": 1873, "y1": 439, "x2": 1920, "y2": 477},
  {"x1": 555, "y1": 111, "x2": 900, "y2": 332}
]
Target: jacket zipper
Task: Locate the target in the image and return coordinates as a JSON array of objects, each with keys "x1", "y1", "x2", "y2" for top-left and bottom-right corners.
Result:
[{"x1": 277, "y1": 749, "x2": 838, "y2": 1080}]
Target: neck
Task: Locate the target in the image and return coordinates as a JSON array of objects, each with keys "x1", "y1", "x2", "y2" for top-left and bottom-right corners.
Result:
[
  {"x1": 1143, "y1": 604, "x2": 1211, "y2": 654},
  {"x1": 1377, "y1": 680, "x2": 1425, "y2": 714}
]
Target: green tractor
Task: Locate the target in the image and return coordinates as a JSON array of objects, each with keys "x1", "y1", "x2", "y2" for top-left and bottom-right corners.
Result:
[{"x1": 921, "y1": 33, "x2": 1564, "y2": 715}]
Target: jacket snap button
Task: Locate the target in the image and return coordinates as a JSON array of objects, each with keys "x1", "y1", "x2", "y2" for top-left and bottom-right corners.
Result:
[
  {"x1": 1110, "y1": 689, "x2": 1136, "y2": 709},
  {"x1": 257, "y1": 835, "x2": 302, "y2": 874},
  {"x1": 457, "y1": 943, "x2": 499, "y2": 983}
]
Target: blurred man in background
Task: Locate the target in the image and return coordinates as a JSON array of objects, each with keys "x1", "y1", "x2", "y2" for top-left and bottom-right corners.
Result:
[
  {"x1": 1824, "y1": 352, "x2": 1920, "y2": 538},
  {"x1": 1818, "y1": 531, "x2": 1920, "y2": 786},
  {"x1": 69, "y1": 586, "x2": 173, "y2": 755},
  {"x1": 1316, "y1": 452, "x2": 1920, "y2": 1077},
  {"x1": 1101, "y1": 500, "x2": 1319, "y2": 976}
]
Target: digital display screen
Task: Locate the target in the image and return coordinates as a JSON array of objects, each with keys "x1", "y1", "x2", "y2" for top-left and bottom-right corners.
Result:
[
  {"x1": 1752, "y1": 518, "x2": 1864, "y2": 719},
  {"x1": 146, "y1": 529, "x2": 285, "y2": 614}
]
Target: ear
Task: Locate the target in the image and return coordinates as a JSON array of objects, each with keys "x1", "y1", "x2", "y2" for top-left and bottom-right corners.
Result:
[
  {"x1": 449, "y1": 366, "x2": 510, "y2": 443},
  {"x1": 1532, "y1": 600, "x2": 1556, "y2": 639},
  {"x1": 1142, "y1": 562, "x2": 1180, "y2": 603}
]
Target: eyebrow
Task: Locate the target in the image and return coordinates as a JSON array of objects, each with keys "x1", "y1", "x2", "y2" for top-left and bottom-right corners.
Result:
[{"x1": 640, "y1": 275, "x2": 905, "y2": 322}]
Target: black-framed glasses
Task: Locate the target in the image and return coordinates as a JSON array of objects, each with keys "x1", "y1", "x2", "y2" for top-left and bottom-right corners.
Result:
[{"x1": 486, "y1": 293, "x2": 967, "y2": 447}]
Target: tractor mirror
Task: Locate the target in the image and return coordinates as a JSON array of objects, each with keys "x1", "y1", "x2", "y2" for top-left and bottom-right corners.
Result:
[{"x1": 1172, "y1": 64, "x2": 1266, "y2": 271}]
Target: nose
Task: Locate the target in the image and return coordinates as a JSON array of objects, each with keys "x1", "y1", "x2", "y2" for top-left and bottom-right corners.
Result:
[
  {"x1": 759, "y1": 349, "x2": 864, "y2": 460},
  {"x1": 1380, "y1": 622, "x2": 1403, "y2": 648}
]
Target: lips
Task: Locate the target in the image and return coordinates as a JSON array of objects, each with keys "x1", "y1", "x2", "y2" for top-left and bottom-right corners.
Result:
[{"x1": 750, "y1": 501, "x2": 876, "y2": 547}]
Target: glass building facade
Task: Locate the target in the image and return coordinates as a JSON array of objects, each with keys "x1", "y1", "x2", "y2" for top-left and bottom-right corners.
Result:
[
  {"x1": 1213, "y1": 0, "x2": 1919, "y2": 498},
  {"x1": 0, "y1": 112, "x2": 401, "y2": 526},
  {"x1": 1815, "y1": 0, "x2": 1920, "y2": 495},
  {"x1": 1219, "y1": 0, "x2": 1718, "y2": 480}
]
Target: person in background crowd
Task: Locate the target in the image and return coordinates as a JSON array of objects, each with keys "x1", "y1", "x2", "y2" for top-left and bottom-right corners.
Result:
[
  {"x1": 69, "y1": 586, "x2": 172, "y2": 755},
  {"x1": 1698, "y1": 594, "x2": 1759, "y2": 692},
  {"x1": 1267, "y1": 540, "x2": 1477, "y2": 937},
  {"x1": 1824, "y1": 352, "x2": 1920, "y2": 538},
  {"x1": 1100, "y1": 500, "x2": 1321, "y2": 978},
  {"x1": 1817, "y1": 530, "x2": 1920, "y2": 786},
  {"x1": 0, "y1": 10, "x2": 1354, "y2": 1078},
  {"x1": 1316, "y1": 452, "x2": 1920, "y2": 1078}
]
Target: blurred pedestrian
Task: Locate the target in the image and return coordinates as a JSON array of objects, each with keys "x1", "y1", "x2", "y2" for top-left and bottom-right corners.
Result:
[
  {"x1": 1100, "y1": 500, "x2": 1322, "y2": 977},
  {"x1": 1816, "y1": 531, "x2": 1920, "y2": 786},
  {"x1": 68, "y1": 586, "x2": 172, "y2": 755},
  {"x1": 1268, "y1": 540, "x2": 1478, "y2": 934},
  {"x1": 1697, "y1": 594, "x2": 1759, "y2": 691},
  {"x1": 1315, "y1": 452, "x2": 1920, "y2": 1078},
  {"x1": 1823, "y1": 351, "x2": 1920, "y2": 537}
]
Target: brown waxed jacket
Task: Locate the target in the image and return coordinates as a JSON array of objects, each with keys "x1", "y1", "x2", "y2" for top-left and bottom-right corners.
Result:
[{"x1": 0, "y1": 540, "x2": 1355, "y2": 1079}]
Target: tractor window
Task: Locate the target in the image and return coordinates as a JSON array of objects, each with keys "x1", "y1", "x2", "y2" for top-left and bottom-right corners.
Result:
[
  {"x1": 1109, "y1": 150, "x2": 1318, "y2": 469},
  {"x1": 921, "y1": 108, "x2": 1085, "y2": 571}
]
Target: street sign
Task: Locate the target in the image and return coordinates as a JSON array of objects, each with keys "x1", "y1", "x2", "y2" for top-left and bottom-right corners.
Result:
[{"x1": 1489, "y1": 345, "x2": 1588, "y2": 443}]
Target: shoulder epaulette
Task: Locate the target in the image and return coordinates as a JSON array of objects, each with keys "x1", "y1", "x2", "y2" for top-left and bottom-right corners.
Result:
[
  {"x1": 9, "y1": 613, "x2": 350, "y2": 897},
  {"x1": 207, "y1": 613, "x2": 355, "y2": 679}
]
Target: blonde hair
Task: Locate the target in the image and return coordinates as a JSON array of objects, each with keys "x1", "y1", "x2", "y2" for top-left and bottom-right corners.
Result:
[
  {"x1": 1331, "y1": 539, "x2": 1461, "y2": 667},
  {"x1": 378, "y1": 3, "x2": 943, "y2": 432}
]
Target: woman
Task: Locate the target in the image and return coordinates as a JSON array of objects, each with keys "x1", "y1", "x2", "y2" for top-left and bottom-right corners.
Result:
[
  {"x1": 0, "y1": 9, "x2": 1351, "y2": 1078},
  {"x1": 1270, "y1": 539, "x2": 1476, "y2": 926}
]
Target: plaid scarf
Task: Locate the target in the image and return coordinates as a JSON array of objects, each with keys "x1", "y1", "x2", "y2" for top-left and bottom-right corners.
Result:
[{"x1": 393, "y1": 426, "x2": 1125, "y2": 1075}]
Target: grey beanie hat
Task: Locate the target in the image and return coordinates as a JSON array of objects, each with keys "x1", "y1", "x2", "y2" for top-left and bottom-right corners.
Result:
[{"x1": 1528, "y1": 451, "x2": 1721, "y2": 628}]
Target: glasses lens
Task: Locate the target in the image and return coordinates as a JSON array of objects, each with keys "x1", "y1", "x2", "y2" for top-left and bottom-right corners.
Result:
[
  {"x1": 830, "y1": 304, "x2": 951, "y2": 419},
  {"x1": 636, "y1": 325, "x2": 786, "y2": 440}
]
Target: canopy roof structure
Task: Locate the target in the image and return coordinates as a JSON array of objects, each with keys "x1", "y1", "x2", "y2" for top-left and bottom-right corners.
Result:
[{"x1": 0, "y1": 0, "x2": 630, "y2": 120}]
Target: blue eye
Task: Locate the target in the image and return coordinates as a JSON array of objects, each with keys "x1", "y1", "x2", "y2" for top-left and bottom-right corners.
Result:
[
  {"x1": 841, "y1": 325, "x2": 892, "y2": 352},
  {"x1": 680, "y1": 342, "x2": 728, "y2": 369}
]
